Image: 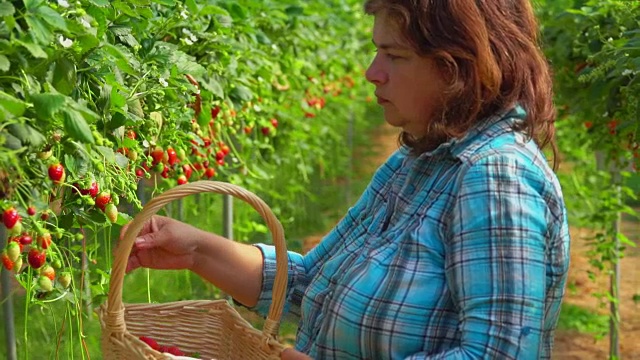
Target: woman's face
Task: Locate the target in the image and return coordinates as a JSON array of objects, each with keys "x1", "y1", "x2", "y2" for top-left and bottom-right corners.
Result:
[{"x1": 365, "y1": 11, "x2": 447, "y2": 138}]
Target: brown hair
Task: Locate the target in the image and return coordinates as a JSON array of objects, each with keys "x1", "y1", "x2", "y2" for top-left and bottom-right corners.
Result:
[{"x1": 364, "y1": 0, "x2": 558, "y2": 169}]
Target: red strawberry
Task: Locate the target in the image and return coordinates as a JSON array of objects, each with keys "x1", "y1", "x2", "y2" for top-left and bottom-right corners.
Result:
[
  {"x1": 48, "y1": 163, "x2": 66, "y2": 184},
  {"x1": 215, "y1": 150, "x2": 225, "y2": 161},
  {"x1": 182, "y1": 164, "x2": 193, "y2": 179},
  {"x1": 37, "y1": 275, "x2": 53, "y2": 292},
  {"x1": 3, "y1": 207, "x2": 19, "y2": 229},
  {"x1": 96, "y1": 192, "x2": 111, "y2": 211},
  {"x1": 139, "y1": 336, "x2": 160, "y2": 351},
  {"x1": 105, "y1": 203, "x2": 118, "y2": 223},
  {"x1": 6, "y1": 242, "x2": 20, "y2": 262},
  {"x1": 38, "y1": 233, "x2": 52, "y2": 249},
  {"x1": 221, "y1": 144, "x2": 230, "y2": 155},
  {"x1": 28, "y1": 248, "x2": 46, "y2": 269},
  {"x1": 177, "y1": 175, "x2": 188, "y2": 185},
  {"x1": 166, "y1": 147, "x2": 178, "y2": 166},
  {"x1": 166, "y1": 346, "x2": 185, "y2": 356},
  {"x1": 27, "y1": 206, "x2": 36, "y2": 216},
  {"x1": 126, "y1": 130, "x2": 137, "y2": 140},
  {"x1": 150, "y1": 146, "x2": 164, "y2": 165},
  {"x1": 40, "y1": 264, "x2": 55, "y2": 281},
  {"x1": 40, "y1": 210, "x2": 50, "y2": 221},
  {"x1": 1, "y1": 251, "x2": 14, "y2": 271},
  {"x1": 80, "y1": 181, "x2": 99, "y2": 198},
  {"x1": 244, "y1": 126, "x2": 253, "y2": 135},
  {"x1": 19, "y1": 233, "x2": 32, "y2": 245},
  {"x1": 204, "y1": 168, "x2": 216, "y2": 178},
  {"x1": 270, "y1": 118, "x2": 278, "y2": 128},
  {"x1": 261, "y1": 127, "x2": 270, "y2": 136},
  {"x1": 211, "y1": 106, "x2": 221, "y2": 119}
]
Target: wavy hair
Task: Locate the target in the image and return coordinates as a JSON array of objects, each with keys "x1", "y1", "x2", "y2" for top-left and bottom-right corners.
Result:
[{"x1": 364, "y1": 0, "x2": 558, "y2": 168}]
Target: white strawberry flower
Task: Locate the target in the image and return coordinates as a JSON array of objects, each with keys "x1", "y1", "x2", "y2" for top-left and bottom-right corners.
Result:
[
  {"x1": 159, "y1": 78, "x2": 168, "y2": 87},
  {"x1": 180, "y1": 10, "x2": 189, "y2": 19},
  {"x1": 80, "y1": 18, "x2": 92, "y2": 29},
  {"x1": 57, "y1": 0, "x2": 70, "y2": 8},
  {"x1": 58, "y1": 35, "x2": 73, "y2": 48}
]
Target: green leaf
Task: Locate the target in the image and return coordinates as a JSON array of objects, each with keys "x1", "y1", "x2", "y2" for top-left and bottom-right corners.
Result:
[
  {"x1": 76, "y1": 34, "x2": 100, "y2": 55},
  {"x1": 229, "y1": 3, "x2": 247, "y2": 20},
  {"x1": 110, "y1": 26, "x2": 139, "y2": 48},
  {"x1": 201, "y1": 5, "x2": 228, "y2": 16},
  {"x1": 94, "y1": 146, "x2": 116, "y2": 163},
  {"x1": 62, "y1": 109, "x2": 95, "y2": 144},
  {"x1": 52, "y1": 58, "x2": 77, "y2": 96},
  {"x1": 25, "y1": 14, "x2": 53, "y2": 45},
  {"x1": 201, "y1": 76, "x2": 225, "y2": 99},
  {"x1": 88, "y1": 0, "x2": 109, "y2": 7},
  {"x1": 6, "y1": 124, "x2": 45, "y2": 148},
  {"x1": 112, "y1": 1, "x2": 139, "y2": 18},
  {"x1": 16, "y1": 40, "x2": 48, "y2": 58},
  {"x1": 31, "y1": 93, "x2": 67, "y2": 119},
  {"x1": 229, "y1": 85, "x2": 253, "y2": 103},
  {"x1": 0, "y1": 91, "x2": 27, "y2": 117},
  {"x1": 152, "y1": 0, "x2": 176, "y2": 6},
  {"x1": 102, "y1": 44, "x2": 139, "y2": 75},
  {"x1": 0, "y1": 55, "x2": 9, "y2": 72},
  {"x1": 115, "y1": 153, "x2": 129, "y2": 168},
  {"x1": 0, "y1": 3, "x2": 15, "y2": 16},
  {"x1": 24, "y1": 0, "x2": 44, "y2": 10},
  {"x1": 36, "y1": 6, "x2": 68, "y2": 31},
  {"x1": 1, "y1": 130, "x2": 22, "y2": 150},
  {"x1": 115, "y1": 211, "x2": 132, "y2": 226}
]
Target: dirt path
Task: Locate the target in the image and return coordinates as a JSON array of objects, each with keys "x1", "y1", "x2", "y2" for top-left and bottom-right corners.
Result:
[{"x1": 303, "y1": 122, "x2": 640, "y2": 359}]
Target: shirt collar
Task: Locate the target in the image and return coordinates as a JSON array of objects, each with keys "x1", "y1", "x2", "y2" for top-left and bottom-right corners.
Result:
[{"x1": 412, "y1": 105, "x2": 527, "y2": 161}]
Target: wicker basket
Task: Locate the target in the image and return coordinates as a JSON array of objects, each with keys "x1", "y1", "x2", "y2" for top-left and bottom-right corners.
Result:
[{"x1": 97, "y1": 181, "x2": 289, "y2": 359}]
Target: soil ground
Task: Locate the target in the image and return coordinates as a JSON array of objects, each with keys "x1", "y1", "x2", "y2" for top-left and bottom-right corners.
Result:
[{"x1": 302, "y1": 122, "x2": 640, "y2": 359}]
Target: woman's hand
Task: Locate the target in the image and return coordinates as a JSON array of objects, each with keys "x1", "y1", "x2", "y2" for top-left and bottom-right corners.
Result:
[
  {"x1": 281, "y1": 348, "x2": 312, "y2": 360},
  {"x1": 121, "y1": 215, "x2": 205, "y2": 273}
]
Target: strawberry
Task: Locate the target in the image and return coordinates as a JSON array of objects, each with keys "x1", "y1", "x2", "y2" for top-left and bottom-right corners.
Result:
[
  {"x1": 126, "y1": 130, "x2": 137, "y2": 140},
  {"x1": 38, "y1": 233, "x2": 52, "y2": 249},
  {"x1": 95, "y1": 192, "x2": 111, "y2": 211},
  {"x1": 58, "y1": 272, "x2": 71, "y2": 288},
  {"x1": 80, "y1": 181, "x2": 99, "y2": 198},
  {"x1": 261, "y1": 127, "x2": 270, "y2": 136},
  {"x1": 105, "y1": 203, "x2": 118, "y2": 223},
  {"x1": 182, "y1": 164, "x2": 193, "y2": 180},
  {"x1": 40, "y1": 210, "x2": 50, "y2": 221},
  {"x1": 27, "y1": 206, "x2": 36, "y2": 216},
  {"x1": 211, "y1": 105, "x2": 221, "y2": 119},
  {"x1": 244, "y1": 126, "x2": 253, "y2": 135},
  {"x1": 204, "y1": 168, "x2": 216, "y2": 178},
  {"x1": 13, "y1": 257, "x2": 22, "y2": 273},
  {"x1": 19, "y1": 233, "x2": 32, "y2": 245},
  {"x1": 28, "y1": 248, "x2": 46, "y2": 269},
  {"x1": 1, "y1": 251, "x2": 14, "y2": 271},
  {"x1": 177, "y1": 175, "x2": 188, "y2": 185},
  {"x1": 37, "y1": 275, "x2": 53, "y2": 292},
  {"x1": 6, "y1": 242, "x2": 20, "y2": 262},
  {"x1": 40, "y1": 264, "x2": 55, "y2": 281},
  {"x1": 221, "y1": 144, "x2": 230, "y2": 155},
  {"x1": 139, "y1": 336, "x2": 160, "y2": 351},
  {"x1": 215, "y1": 150, "x2": 225, "y2": 161},
  {"x1": 48, "y1": 163, "x2": 66, "y2": 184},
  {"x1": 150, "y1": 146, "x2": 164, "y2": 165},
  {"x1": 166, "y1": 147, "x2": 178, "y2": 166},
  {"x1": 3, "y1": 207, "x2": 19, "y2": 229},
  {"x1": 8, "y1": 220, "x2": 22, "y2": 236},
  {"x1": 166, "y1": 346, "x2": 185, "y2": 356},
  {"x1": 270, "y1": 118, "x2": 278, "y2": 128}
]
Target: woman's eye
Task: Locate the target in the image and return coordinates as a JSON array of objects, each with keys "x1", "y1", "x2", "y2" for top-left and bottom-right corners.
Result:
[{"x1": 386, "y1": 53, "x2": 402, "y2": 60}]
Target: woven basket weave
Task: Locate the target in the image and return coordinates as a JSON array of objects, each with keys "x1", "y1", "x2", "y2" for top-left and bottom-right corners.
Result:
[{"x1": 97, "y1": 181, "x2": 288, "y2": 359}]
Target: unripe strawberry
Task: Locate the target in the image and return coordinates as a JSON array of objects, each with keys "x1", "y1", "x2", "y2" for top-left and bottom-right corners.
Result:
[
  {"x1": 105, "y1": 203, "x2": 118, "y2": 223},
  {"x1": 37, "y1": 275, "x2": 53, "y2": 292},
  {"x1": 38, "y1": 232, "x2": 52, "y2": 249},
  {"x1": 13, "y1": 256, "x2": 22, "y2": 273},
  {"x1": 8, "y1": 220, "x2": 22, "y2": 236},
  {"x1": 40, "y1": 264, "x2": 55, "y2": 281},
  {"x1": 6, "y1": 242, "x2": 20, "y2": 262},
  {"x1": 58, "y1": 272, "x2": 72, "y2": 288}
]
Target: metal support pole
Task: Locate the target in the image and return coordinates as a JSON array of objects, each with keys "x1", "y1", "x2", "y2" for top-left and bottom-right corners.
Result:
[
  {"x1": 610, "y1": 172, "x2": 621, "y2": 360},
  {"x1": 1, "y1": 226, "x2": 18, "y2": 360},
  {"x1": 222, "y1": 194, "x2": 233, "y2": 241}
]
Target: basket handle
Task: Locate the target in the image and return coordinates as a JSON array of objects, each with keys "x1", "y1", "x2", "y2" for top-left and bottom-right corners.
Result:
[{"x1": 105, "y1": 180, "x2": 288, "y2": 339}]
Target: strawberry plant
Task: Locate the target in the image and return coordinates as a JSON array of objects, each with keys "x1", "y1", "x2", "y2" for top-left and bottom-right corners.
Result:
[{"x1": 0, "y1": 0, "x2": 375, "y2": 357}]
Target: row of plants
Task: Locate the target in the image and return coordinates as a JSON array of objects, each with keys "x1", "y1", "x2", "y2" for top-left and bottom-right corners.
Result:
[
  {"x1": 0, "y1": 0, "x2": 376, "y2": 358},
  {"x1": 538, "y1": 0, "x2": 640, "y2": 354}
]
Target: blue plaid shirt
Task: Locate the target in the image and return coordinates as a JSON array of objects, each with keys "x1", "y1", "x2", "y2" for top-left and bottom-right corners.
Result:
[{"x1": 250, "y1": 106, "x2": 570, "y2": 359}]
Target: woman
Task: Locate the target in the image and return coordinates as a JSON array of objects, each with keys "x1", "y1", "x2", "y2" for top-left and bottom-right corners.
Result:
[{"x1": 124, "y1": 0, "x2": 571, "y2": 359}]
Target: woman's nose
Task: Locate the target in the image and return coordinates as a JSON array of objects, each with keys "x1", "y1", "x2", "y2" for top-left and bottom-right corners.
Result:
[{"x1": 365, "y1": 55, "x2": 387, "y2": 85}]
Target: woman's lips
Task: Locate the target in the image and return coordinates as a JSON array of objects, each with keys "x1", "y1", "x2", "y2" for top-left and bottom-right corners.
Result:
[{"x1": 376, "y1": 96, "x2": 390, "y2": 104}]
